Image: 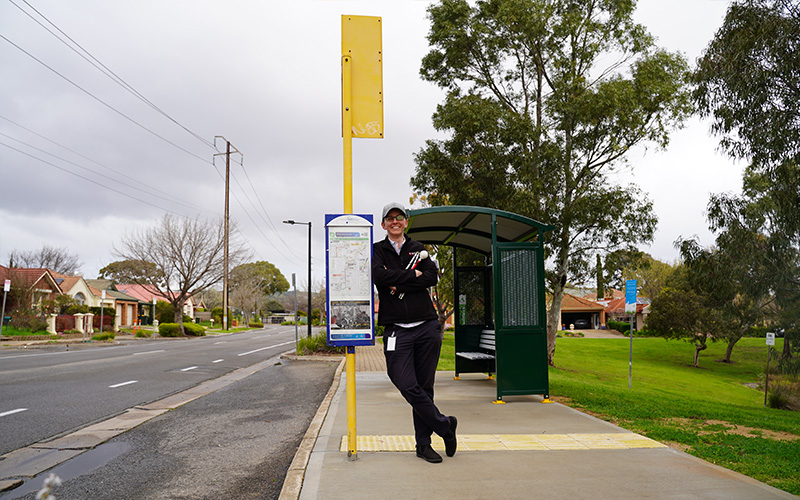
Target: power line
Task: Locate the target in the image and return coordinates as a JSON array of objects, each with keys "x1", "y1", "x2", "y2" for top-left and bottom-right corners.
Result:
[
  {"x1": 8, "y1": 0, "x2": 216, "y2": 151},
  {"x1": 236, "y1": 157, "x2": 298, "y2": 252},
  {"x1": 212, "y1": 154, "x2": 305, "y2": 267},
  {"x1": 0, "y1": 32, "x2": 212, "y2": 165},
  {"x1": 2, "y1": 4, "x2": 302, "y2": 267},
  {"x1": 0, "y1": 140, "x2": 193, "y2": 217},
  {"x1": 0, "y1": 115, "x2": 218, "y2": 216}
]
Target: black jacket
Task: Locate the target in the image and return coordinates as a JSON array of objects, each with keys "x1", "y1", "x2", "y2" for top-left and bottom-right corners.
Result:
[{"x1": 372, "y1": 236, "x2": 438, "y2": 326}]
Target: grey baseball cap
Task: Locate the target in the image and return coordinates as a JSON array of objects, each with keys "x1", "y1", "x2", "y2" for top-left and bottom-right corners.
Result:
[{"x1": 381, "y1": 202, "x2": 407, "y2": 220}]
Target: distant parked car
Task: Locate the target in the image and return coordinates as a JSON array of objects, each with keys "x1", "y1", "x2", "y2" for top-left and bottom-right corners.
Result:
[{"x1": 573, "y1": 319, "x2": 590, "y2": 329}]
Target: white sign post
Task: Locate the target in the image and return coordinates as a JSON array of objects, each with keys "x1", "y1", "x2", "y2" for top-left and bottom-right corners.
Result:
[
  {"x1": 626, "y1": 279, "x2": 637, "y2": 388},
  {"x1": 1, "y1": 279, "x2": 10, "y2": 337},
  {"x1": 100, "y1": 290, "x2": 106, "y2": 335},
  {"x1": 765, "y1": 332, "x2": 775, "y2": 406}
]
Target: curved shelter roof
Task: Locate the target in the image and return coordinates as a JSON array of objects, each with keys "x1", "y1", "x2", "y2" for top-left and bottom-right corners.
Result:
[{"x1": 406, "y1": 205, "x2": 555, "y2": 255}]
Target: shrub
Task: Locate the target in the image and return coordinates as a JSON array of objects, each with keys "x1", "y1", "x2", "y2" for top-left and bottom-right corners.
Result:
[
  {"x1": 296, "y1": 332, "x2": 344, "y2": 355},
  {"x1": 249, "y1": 321, "x2": 264, "y2": 328},
  {"x1": 135, "y1": 330, "x2": 152, "y2": 338},
  {"x1": 210, "y1": 307, "x2": 223, "y2": 324},
  {"x1": 154, "y1": 300, "x2": 174, "y2": 323},
  {"x1": 183, "y1": 322, "x2": 206, "y2": 336},
  {"x1": 607, "y1": 320, "x2": 631, "y2": 334},
  {"x1": 9, "y1": 310, "x2": 48, "y2": 333},
  {"x1": 65, "y1": 304, "x2": 89, "y2": 315},
  {"x1": 89, "y1": 306, "x2": 115, "y2": 318},
  {"x1": 91, "y1": 332, "x2": 115, "y2": 341},
  {"x1": 157, "y1": 323, "x2": 182, "y2": 337},
  {"x1": 766, "y1": 376, "x2": 800, "y2": 411}
]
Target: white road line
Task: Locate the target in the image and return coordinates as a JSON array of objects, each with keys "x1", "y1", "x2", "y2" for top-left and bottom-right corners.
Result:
[
  {"x1": 0, "y1": 408, "x2": 28, "y2": 417},
  {"x1": 237, "y1": 340, "x2": 294, "y2": 357},
  {"x1": 213, "y1": 341, "x2": 226, "y2": 345},
  {"x1": 181, "y1": 366, "x2": 198, "y2": 372},
  {"x1": 109, "y1": 381, "x2": 138, "y2": 388},
  {"x1": 212, "y1": 359, "x2": 224, "y2": 363},
  {"x1": 134, "y1": 350, "x2": 165, "y2": 355}
]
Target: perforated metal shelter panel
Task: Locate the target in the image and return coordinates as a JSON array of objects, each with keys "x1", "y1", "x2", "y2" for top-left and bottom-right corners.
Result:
[{"x1": 498, "y1": 247, "x2": 539, "y2": 327}]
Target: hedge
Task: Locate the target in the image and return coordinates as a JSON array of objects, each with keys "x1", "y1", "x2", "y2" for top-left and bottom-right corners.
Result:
[{"x1": 158, "y1": 322, "x2": 206, "y2": 337}]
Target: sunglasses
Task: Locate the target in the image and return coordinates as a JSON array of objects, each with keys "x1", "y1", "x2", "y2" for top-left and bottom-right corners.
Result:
[{"x1": 384, "y1": 214, "x2": 406, "y2": 222}]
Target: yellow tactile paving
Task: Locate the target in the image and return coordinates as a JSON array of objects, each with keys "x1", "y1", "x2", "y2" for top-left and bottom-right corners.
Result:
[
  {"x1": 534, "y1": 434, "x2": 590, "y2": 450},
  {"x1": 498, "y1": 434, "x2": 550, "y2": 451},
  {"x1": 339, "y1": 433, "x2": 667, "y2": 452}
]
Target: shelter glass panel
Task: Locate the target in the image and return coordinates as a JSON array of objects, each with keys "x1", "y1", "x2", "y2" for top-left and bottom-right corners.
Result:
[{"x1": 456, "y1": 267, "x2": 490, "y2": 326}]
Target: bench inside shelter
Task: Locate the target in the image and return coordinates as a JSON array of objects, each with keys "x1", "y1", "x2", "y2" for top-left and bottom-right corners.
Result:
[{"x1": 455, "y1": 329, "x2": 496, "y2": 378}]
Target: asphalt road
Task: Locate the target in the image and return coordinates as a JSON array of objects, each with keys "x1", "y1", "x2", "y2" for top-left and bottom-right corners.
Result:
[
  {"x1": 0, "y1": 326, "x2": 301, "y2": 455},
  {"x1": 1, "y1": 355, "x2": 340, "y2": 500}
]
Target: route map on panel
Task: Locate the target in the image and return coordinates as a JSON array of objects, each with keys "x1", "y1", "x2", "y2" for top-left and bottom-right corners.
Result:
[{"x1": 328, "y1": 228, "x2": 371, "y2": 299}]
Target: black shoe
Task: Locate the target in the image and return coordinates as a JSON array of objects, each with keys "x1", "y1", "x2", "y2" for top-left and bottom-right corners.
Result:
[
  {"x1": 416, "y1": 444, "x2": 442, "y2": 463},
  {"x1": 444, "y1": 416, "x2": 458, "y2": 457}
]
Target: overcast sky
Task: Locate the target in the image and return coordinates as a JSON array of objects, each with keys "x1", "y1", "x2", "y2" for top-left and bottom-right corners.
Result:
[{"x1": 0, "y1": 0, "x2": 739, "y2": 290}]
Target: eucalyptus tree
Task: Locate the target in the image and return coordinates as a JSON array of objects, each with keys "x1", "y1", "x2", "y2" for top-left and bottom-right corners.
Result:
[
  {"x1": 695, "y1": 0, "x2": 800, "y2": 357},
  {"x1": 694, "y1": 0, "x2": 800, "y2": 172},
  {"x1": 412, "y1": 0, "x2": 692, "y2": 364}
]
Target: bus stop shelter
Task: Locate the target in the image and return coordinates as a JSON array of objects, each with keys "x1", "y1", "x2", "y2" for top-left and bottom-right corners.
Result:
[{"x1": 406, "y1": 206, "x2": 555, "y2": 402}]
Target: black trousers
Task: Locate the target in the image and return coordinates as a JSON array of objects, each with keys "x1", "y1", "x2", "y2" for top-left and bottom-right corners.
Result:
[{"x1": 383, "y1": 319, "x2": 450, "y2": 446}]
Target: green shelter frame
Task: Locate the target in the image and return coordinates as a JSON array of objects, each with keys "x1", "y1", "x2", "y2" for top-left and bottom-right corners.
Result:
[{"x1": 406, "y1": 206, "x2": 555, "y2": 402}]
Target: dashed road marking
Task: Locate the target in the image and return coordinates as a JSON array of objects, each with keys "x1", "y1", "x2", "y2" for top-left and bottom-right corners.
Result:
[
  {"x1": 180, "y1": 366, "x2": 198, "y2": 372},
  {"x1": 237, "y1": 341, "x2": 294, "y2": 357},
  {"x1": 0, "y1": 408, "x2": 28, "y2": 418},
  {"x1": 109, "y1": 381, "x2": 137, "y2": 388}
]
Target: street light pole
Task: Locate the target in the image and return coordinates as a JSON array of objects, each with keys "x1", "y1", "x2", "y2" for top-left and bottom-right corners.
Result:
[{"x1": 283, "y1": 219, "x2": 313, "y2": 338}]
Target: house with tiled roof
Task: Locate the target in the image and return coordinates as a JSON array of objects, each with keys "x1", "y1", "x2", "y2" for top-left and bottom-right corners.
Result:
[
  {"x1": 115, "y1": 283, "x2": 200, "y2": 320},
  {"x1": 86, "y1": 279, "x2": 143, "y2": 328},
  {"x1": 559, "y1": 293, "x2": 607, "y2": 329},
  {"x1": 50, "y1": 271, "x2": 112, "y2": 309},
  {"x1": 604, "y1": 297, "x2": 650, "y2": 330},
  {"x1": 582, "y1": 288, "x2": 624, "y2": 304},
  {"x1": 0, "y1": 265, "x2": 62, "y2": 310}
]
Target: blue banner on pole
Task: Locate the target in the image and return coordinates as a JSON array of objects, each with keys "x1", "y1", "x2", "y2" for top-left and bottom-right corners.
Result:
[{"x1": 625, "y1": 279, "x2": 637, "y2": 313}]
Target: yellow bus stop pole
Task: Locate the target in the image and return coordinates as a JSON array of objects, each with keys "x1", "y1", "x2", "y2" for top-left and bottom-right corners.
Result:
[{"x1": 342, "y1": 53, "x2": 358, "y2": 461}]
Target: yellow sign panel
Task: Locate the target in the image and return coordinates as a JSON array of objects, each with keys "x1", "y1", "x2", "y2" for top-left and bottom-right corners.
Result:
[{"x1": 342, "y1": 15, "x2": 383, "y2": 138}]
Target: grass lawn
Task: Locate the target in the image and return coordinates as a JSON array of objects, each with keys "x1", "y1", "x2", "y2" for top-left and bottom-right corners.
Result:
[
  {"x1": 0, "y1": 326, "x2": 50, "y2": 336},
  {"x1": 437, "y1": 333, "x2": 800, "y2": 495}
]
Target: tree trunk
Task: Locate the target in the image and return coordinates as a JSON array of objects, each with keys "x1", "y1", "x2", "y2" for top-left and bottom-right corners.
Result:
[
  {"x1": 783, "y1": 333, "x2": 792, "y2": 358},
  {"x1": 723, "y1": 337, "x2": 739, "y2": 363},
  {"x1": 173, "y1": 299, "x2": 185, "y2": 335},
  {"x1": 547, "y1": 283, "x2": 565, "y2": 366},
  {"x1": 693, "y1": 339, "x2": 708, "y2": 368}
]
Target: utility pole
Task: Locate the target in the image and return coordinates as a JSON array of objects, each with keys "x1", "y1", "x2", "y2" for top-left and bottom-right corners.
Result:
[{"x1": 214, "y1": 136, "x2": 241, "y2": 331}]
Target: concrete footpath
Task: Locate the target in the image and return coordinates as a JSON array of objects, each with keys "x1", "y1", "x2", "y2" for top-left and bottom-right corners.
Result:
[{"x1": 282, "y1": 345, "x2": 797, "y2": 500}]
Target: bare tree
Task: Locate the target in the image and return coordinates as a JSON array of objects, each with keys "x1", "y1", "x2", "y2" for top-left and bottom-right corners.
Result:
[
  {"x1": 230, "y1": 281, "x2": 263, "y2": 324},
  {"x1": 115, "y1": 214, "x2": 249, "y2": 334},
  {"x1": 9, "y1": 244, "x2": 82, "y2": 275}
]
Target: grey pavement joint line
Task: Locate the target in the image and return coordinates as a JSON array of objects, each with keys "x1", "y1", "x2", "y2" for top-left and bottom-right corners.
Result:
[{"x1": 0, "y1": 350, "x2": 295, "y2": 489}]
